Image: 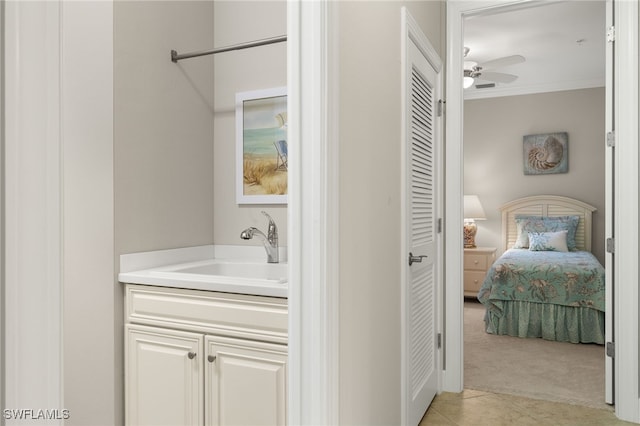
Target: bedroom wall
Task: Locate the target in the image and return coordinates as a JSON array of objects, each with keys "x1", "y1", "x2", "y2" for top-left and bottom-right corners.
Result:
[{"x1": 464, "y1": 87, "x2": 606, "y2": 264}]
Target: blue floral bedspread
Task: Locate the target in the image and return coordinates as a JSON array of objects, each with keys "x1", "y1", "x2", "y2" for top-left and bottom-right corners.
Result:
[{"x1": 478, "y1": 249, "x2": 605, "y2": 313}]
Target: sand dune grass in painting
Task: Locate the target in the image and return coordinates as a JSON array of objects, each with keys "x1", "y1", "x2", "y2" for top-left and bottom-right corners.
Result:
[
  {"x1": 239, "y1": 91, "x2": 287, "y2": 199},
  {"x1": 243, "y1": 155, "x2": 287, "y2": 195}
]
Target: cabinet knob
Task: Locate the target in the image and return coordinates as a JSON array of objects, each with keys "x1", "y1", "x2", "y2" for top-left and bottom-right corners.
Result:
[
  {"x1": 188, "y1": 352, "x2": 196, "y2": 359},
  {"x1": 208, "y1": 355, "x2": 217, "y2": 363}
]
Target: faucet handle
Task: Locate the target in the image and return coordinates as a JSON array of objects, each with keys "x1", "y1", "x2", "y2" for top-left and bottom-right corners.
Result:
[
  {"x1": 261, "y1": 211, "x2": 276, "y2": 228},
  {"x1": 261, "y1": 211, "x2": 278, "y2": 243}
]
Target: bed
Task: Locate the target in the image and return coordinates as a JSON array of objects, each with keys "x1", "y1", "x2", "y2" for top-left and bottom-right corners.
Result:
[{"x1": 477, "y1": 195, "x2": 605, "y2": 344}]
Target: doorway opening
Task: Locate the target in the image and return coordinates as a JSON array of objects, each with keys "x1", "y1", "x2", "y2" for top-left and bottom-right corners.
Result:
[{"x1": 460, "y1": 0, "x2": 609, "y2": 410}]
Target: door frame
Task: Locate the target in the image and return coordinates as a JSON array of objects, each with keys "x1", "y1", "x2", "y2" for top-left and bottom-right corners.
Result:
[
  {"x1": 3, "y1": 1, "x2": 116, "y2": 421},
  {"x1": 287, "y1": 1, "x2": 340, "y2": 424},
  {"x1": 4, "y1": 0, "x2": 65, "y2": 413},
  {"x1": 604, "y1": 0, "x2": 613, "y2": 405},
  {"x1": 610, "y1": 0, "x2": 639, "y2": 422},
  {"x1": 445, "y1": 0, "x2": 639, "y2": 423}
]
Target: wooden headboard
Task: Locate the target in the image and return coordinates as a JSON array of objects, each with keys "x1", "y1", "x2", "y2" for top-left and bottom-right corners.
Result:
[{"x1": 499, "y1": 195, "x2": 597, "y2": 253}]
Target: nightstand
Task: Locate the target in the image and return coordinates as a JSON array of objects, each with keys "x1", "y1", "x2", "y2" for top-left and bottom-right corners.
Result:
[{"x1": 463, "y1": 247, "x2": 496, "y2": 298}]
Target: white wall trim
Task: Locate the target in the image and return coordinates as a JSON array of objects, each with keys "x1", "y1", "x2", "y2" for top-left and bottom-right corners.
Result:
[
  {"x1": 4, "y1": 1, "x2": 64, "y2": 419},
  {"x1": 612, "y1": 0, "x2": 639, "y2": 422},
  {"x1": 4, "y1": 3, "x2": 117, "y2": 424},
  {"x1": 604, "y1": 0, "x2": 614, "y2": 406},
  {"x1": 287, "y1": 0, "x2": 339, "y2": 424},
  {"x1": 0, "y1": 0, "x2": 6, "y2": 414},
  {"x1": 443, "y1": 0, "x2": 466, "y2": 393}
]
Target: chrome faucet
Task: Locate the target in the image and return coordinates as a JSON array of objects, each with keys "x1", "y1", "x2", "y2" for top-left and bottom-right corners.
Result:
[{"x1": 240, "y1": 211, "x2": 279, "y2": 263}]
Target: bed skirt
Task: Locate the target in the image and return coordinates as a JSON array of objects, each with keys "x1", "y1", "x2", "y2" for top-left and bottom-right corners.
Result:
[{"x1": 484, "y1": 301, "x2": 605, "y2": 344}]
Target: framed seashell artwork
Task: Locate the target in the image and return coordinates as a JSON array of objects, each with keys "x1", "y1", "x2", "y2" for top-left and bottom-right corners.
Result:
[{"x1": 523, "y1": 132, "x2": 568, "y2": 175}]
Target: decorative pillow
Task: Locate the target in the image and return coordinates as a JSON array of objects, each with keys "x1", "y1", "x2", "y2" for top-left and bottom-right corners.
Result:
[
  {"x1": 514, "y1": 215, "x2": 580, "y2": 250},
  {"x1": 528, "y1": 230, "x2": 569, "y2": 252}
]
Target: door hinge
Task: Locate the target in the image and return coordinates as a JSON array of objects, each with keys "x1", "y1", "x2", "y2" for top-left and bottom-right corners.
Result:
[
  {"x1": 607, "y1": 26, "x2": 615, "y2": 42},
  {"x1": 606, "y1": 238, "x2": 615, "y2": 254},
  {"x1": 437, "y1": 333, "x2": 442, "y2": 349},
  {"x1": 606, "y1": 341, "x2": 615, "y2": 358},
  {"x1": 437, "y1": 218, "x2": 443, "y2": 233},
  {"x1": 606, "y1": 131, "x2": 615, "y2": 147},
  {"x1": 437, "y1": 99, "x2": 445, "y2": 117}
]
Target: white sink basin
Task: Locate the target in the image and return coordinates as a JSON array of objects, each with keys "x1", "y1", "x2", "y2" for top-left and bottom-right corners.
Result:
[
  {"x1": 118, "y1": 245, "x2": 288, "y2": 298},
  {"x1": 121, "y1": 260, "x2": 287, "y2": 297},
  {"x1": 151, "y1": 260, "x2": 287, "y2": 284}
]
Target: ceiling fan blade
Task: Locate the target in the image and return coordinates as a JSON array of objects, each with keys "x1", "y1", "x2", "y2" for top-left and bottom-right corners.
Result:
[
  {"x1": 478, "y1": 54, "x2": 525, "y2": 70},
  {"x1": 477, "y1": 71, "x2": 518, "y2": 83}
]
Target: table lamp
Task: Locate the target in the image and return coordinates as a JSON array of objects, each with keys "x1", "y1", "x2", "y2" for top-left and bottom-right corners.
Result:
[{"x1": 464, "y1": 195, "x2": 486, "y2": 248}]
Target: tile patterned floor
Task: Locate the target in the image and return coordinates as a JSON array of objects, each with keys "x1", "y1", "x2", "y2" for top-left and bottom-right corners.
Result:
[{"x1": 420, "y1": 390, "x2": 634, "y2": 426}]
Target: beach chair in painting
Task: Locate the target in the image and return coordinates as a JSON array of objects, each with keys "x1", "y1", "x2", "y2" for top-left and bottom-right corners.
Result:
[{"x1": 274, "y1": 140, "x2": 288, "y2": 171}]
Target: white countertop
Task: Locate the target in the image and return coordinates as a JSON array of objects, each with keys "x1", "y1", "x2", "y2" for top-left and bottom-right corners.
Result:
[{"x1": 119, "y1": 245, "x2": 288, "y2": 298}]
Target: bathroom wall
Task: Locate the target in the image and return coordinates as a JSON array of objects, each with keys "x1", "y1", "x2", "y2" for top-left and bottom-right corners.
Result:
[
  {"x1": 337, "y1": 2, "x2": 444, "y2": 423},
  {"x1": 114, "y1": 2, "x2": 215, "y2": 424},
  {"x1": 464, "y1": 87, "x2": 606, "y2": 263},
  {"x1": 212, "y1": 1, "x2": 288, "y2": 248},
  {"x1": 115, "y1": 1, "x2": 215, "y2": 255},
  {"x1": 62, "y1": 4, "x2": 116, "y2": 424},
  {"x1": 115, "y1": 1, "x2": 286, "y2": 255}
]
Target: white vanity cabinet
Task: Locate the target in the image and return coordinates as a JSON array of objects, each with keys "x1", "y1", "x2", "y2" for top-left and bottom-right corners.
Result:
[
  {"x1": 205, "y1": 336, "x2": 287, "y2": 426},
  {"x1": 126, "y1": 325, "x2": 204, "y2": 426},
  {"x1": 124, "y1": 284, "x2": 288, "y2": 426}
]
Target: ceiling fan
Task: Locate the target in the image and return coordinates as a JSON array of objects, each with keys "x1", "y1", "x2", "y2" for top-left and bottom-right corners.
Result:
[{"x1": 463, "y1": 47, "x2": 525, "y2": 89}]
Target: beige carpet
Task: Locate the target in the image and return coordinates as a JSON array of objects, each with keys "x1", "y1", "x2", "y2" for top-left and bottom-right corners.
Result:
[{"x1": 464, "y1": 300, "x2": 611, "y2": 410}]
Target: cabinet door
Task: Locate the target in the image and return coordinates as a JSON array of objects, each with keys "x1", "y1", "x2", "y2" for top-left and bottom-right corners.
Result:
[
  {"x1": 126, "y1": 324, "x2": 203, "y2": 426},
  {"x1": 205, "y1": 336, "x2": 287, "y2": 426}
]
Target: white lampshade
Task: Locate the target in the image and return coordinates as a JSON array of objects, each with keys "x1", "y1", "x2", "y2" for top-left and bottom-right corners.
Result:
[{"x1": 464, "y1": 195, "x2": 486, "y2": 221}]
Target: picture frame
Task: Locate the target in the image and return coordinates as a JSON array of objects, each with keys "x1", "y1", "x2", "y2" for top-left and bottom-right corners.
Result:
[
  {"x1": 236, "y1": 87, "x2": 288, "y2": 204},
  {"x1": 523, "y1": 132, "x2": 568, "y2": 175}
]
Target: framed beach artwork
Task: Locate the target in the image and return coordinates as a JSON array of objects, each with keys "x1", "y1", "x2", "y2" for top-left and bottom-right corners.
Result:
[
  {"x1": 523, "y1": 132, "x2": 568, "y2": 175},
  {"x1": 236, "y1": 87, "x2": 288, "y2": 204}
]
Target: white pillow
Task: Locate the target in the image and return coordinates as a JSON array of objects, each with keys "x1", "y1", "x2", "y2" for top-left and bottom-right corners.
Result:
[{"x1": 528, "y1": 230, "x2": 569, "y2": 252}]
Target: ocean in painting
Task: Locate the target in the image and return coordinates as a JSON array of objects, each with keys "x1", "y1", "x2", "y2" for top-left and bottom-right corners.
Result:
[{"x1": 244, "y1": 127, "x2": 287, "y2": 157}]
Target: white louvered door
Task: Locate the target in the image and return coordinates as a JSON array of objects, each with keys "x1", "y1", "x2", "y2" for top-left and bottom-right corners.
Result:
[{"x1": 403, "y1": 25, "x2": 442, "y2": 425}]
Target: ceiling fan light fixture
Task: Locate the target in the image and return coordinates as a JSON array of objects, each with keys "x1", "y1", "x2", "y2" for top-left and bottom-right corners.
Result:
[
  {"x1": 464, "y1": 60, "x2": 478, "y2": 70},
  {"x1": 463, "y1": 76, "x2": 475, "y2": 89}
]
